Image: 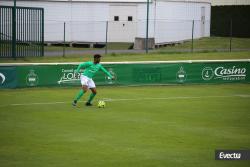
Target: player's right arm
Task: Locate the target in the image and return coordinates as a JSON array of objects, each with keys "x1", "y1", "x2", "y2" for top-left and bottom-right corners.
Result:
[
  {"x1": 100, "y1": 65, "x2": 113, "y2": 79},
  {"x1": 76, "y1": 62, "x2": 92, "y2": 73}
]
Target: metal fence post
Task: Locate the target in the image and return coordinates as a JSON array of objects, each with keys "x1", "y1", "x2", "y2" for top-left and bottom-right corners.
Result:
[
  {"x1": 41, "y1": 8, "x2": 44, "y2": 57},
  {"x1": 105, "y1": 21, "x2": 108, "y2": 55},
  {"x1": 191, "y1": 20, "x2": 194, "y2": 53},
  {"x1": 145, "y1": 0, "x2": 149, "y2": 54},
  {"x1": 12, "y1": 0, "x2": 17, "y2": 59},
  {"x1": 230, "y1": 19, "x2": 233, "y2": 52},
  {"x1": 63, "y1": 22, "x2": 66, "y2": 57}
]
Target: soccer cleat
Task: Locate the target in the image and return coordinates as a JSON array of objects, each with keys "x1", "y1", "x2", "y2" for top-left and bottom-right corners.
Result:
[
  {"x1": 72, "y1": 100, "x2": 77, "y2": 106},
  {"x1": 85, "y1": 102, "x2": 92, "y2": 106}
]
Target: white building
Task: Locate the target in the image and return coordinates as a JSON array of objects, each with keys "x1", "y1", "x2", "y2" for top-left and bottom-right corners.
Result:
[{"x1": 0, "y1": 0, "x2": 211, "y2": 44}]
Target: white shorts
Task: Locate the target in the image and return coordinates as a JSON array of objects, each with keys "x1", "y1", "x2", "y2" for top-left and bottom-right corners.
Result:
[{"x1": 80, "y1": 75, "x2": 96, "y2": 89}]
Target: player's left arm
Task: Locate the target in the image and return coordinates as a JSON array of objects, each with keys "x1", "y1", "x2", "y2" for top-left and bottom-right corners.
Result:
[{"x1": 100, "y1": 66, "x2": 114, "y2": 80}]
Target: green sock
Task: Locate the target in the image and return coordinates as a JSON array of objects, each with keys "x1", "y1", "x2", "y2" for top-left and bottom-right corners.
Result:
[
  {"x1": 87, "y1": 93, "x2": 96, "y2": 103},
  {"x1": 75, "y1": 89, "x2": 84, "y2": 101}
]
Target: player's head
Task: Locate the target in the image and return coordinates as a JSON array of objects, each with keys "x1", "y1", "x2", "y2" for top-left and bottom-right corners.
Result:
[{"x1": 93, "y1": 54, "x2": 102, "y2": 64}]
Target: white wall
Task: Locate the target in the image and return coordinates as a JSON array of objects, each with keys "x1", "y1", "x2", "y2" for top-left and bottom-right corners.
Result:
[
  {"x1": 0, "y1": 0, "x2": 211, "y2": 43},
  {"x1": 69, "y1": 3, "x2": 109, "y2": 42},
  {"x1": 0, "y1": 0, "x2": 109, "y2": 42},
  {"x1": 108, "y1": 5, "x2": 137, "y2": 42},
  {"x1": 137, "y1": 1, "x2": 211, "y2": 43}
]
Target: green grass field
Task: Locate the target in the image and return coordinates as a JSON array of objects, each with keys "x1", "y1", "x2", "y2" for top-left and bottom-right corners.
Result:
[
  {"x1": 43, "y1": 37, "x2": 250, "y2": 51},
  {"x1": 158, "y1": 37, "x2": 250, "y2": 51},
  {"x1": 1, "y1": 51, "x2": 250, "y2": 63},
  {"x1": 0, "y1": 84, "x2": 250, "y2": 167}
]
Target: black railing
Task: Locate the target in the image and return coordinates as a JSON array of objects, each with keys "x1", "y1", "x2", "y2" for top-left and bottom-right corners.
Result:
[{"x1": 0, "y1": 6, "x2": 44, "y2": 58}]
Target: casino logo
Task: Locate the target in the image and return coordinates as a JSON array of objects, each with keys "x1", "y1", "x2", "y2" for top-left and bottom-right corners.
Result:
[
  {"x1": 202, "y1": 66, "x2": 246, "y2": 81},
  {"x1": 214, "y1": 66, "x2": 246, "y2": 80}
]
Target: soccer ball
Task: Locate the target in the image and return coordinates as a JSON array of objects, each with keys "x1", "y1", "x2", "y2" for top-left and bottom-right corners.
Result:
[{"x1": 98, "y1": 100, "x2": 106, "y2": 108}]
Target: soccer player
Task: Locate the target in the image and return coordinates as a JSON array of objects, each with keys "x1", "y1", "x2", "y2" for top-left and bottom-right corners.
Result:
[{"x1": 72, "y1": 54, "x2": 114, "y2": 106}]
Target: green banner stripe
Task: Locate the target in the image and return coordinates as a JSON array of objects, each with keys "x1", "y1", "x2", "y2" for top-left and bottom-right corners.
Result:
[{"x1": 1, "y1": 61, "x2": 249, "y2": 88}]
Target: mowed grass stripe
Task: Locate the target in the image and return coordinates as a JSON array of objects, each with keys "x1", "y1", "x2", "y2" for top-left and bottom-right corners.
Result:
[
  {"x1": 0, "y1": 94, "x2": 250, "y2": 108},
  {"x1": 0, "y1": 84, "x2": 249, "y2": 167}
]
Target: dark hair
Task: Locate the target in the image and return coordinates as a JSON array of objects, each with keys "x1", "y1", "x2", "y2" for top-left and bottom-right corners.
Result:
[{"x1": 94, "y1": 54, "x2": 102, "y2": 58}]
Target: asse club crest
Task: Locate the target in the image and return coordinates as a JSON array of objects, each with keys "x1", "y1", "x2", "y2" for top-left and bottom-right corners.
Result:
[
  {"x1": 26, "y1": 69, "x2": 39, "y2": 86},
  {"x1": 176, "y1": 66, "x2": 187, "y2": 83},
  {"x1": 105, "y1": 68, "x2": 117, "y2": 84}
]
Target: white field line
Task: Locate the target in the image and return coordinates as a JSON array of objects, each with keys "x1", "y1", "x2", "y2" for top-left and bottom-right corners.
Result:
[
  {"x1": 0, "y1": 94, "x2": 249, "y2": 108},
  {"x1": 0, "y1": 59, "x2": 250, "y2": 66}
]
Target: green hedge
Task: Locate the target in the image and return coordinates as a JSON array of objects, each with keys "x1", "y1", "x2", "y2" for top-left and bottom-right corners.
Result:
[{"x1": 211, "y1": 5, "x2": 250, "y2": 37}]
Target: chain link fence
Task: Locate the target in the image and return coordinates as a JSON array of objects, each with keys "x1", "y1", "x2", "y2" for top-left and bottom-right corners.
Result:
[
  {"x1": 43, "y1": 19, "x2": 250, "y2": 57},
  {"x1": 2, "y1": 16, "x2": 249, "y2": 58}
]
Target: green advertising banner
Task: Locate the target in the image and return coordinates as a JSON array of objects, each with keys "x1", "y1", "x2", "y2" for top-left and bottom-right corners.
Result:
[
  {"x1": 0, "y1": 60, "x2": 249, "y2": 88},
  {"x1": 0, "y1": 67, "x2": 17, "y2": 88}
]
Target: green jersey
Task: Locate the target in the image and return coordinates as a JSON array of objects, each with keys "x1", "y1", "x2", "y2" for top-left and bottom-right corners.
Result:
[{"x1": 76, "y1": 61, "x2": 113, "y2": 79}]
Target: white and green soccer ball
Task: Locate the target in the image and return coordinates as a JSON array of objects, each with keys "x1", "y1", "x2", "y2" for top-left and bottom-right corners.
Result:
[{"x1": 98, "y1": 100, "x2": 106, "y2": 108}]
